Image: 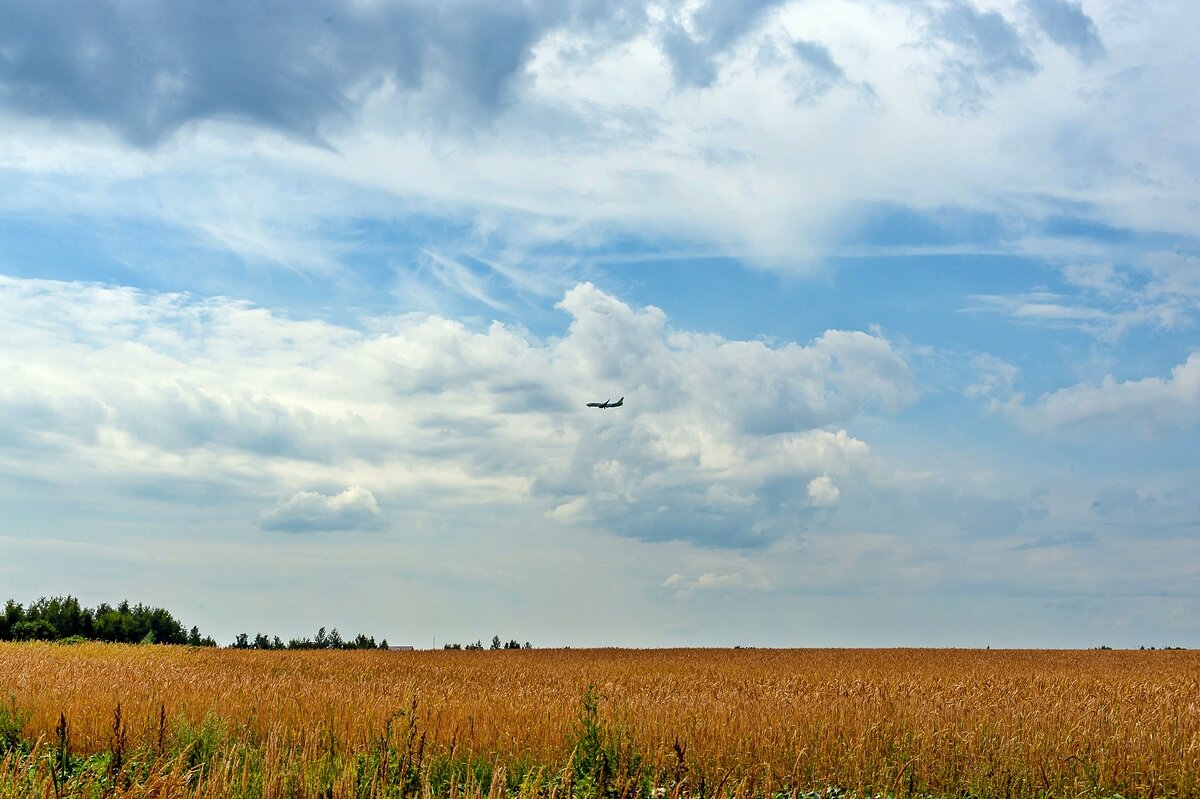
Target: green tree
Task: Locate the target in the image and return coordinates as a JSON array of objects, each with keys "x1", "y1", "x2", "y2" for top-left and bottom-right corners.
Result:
[
  {"x1": 0, "y1": 600, "x2": 24, "y2": 640},
  {"x1": 26, "y1": 596, "x2": 91, "y2": 639},
  {"x1": 92, "y1": 603, "x2": 118, "y2": 641},
  {"x1": 4, "y1": 596, "x2": 209, "y2": 646},
  {"x1": 11, "y1": 619, "x2": 57, "y2": 641}
]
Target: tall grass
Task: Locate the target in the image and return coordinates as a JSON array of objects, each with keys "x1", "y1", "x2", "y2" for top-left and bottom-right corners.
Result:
[{"x1": 0, "y1": 643, "x2": 1196, "y2": 798}]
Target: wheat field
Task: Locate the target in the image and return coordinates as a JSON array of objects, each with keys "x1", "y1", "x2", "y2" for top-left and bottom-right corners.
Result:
[{"x1": 1, "y1": 643, "x2": 1197, "y2": 798}]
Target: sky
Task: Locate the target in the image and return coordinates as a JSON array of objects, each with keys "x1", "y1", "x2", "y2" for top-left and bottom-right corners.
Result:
[{"x1": 1, "y1": 0, "x2": 1198, "y2": 648}]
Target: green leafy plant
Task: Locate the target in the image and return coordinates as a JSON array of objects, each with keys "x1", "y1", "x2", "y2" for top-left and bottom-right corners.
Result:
[
  {"x1": 570, "y1": 686, "x2": 646, "y2": 799},
  {"x1": 0, "y1": 697, "x2": 29, "y2": 756}
]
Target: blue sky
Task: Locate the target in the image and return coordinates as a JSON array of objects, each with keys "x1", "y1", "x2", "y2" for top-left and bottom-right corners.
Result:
[{"x1": 1, "y1": 0, "x2": 1198, "y2": 648}]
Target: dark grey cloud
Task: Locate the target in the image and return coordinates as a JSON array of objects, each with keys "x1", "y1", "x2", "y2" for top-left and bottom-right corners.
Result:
[
  {"x1": 1023, "y1": 0, "x2": 1104, "y2": 63},
  {"x1": 930, "y1": 0, "x2": 1038, "y2": 76},
  {"x1": 661, "y1": 0, "x2": 788, "y2": 88},
  {"x1": 791, "y1": 40, "x2": 844, "y2": 81},
  {"x1": 0, "y1": 0, "x2": 645, "y2": 146},
  {"x1": 926, "y1": 0, "x2": 1038, "y2": 114},
  {"x1": 788, "y1": 40, "x2": 845, "y2": 101}
]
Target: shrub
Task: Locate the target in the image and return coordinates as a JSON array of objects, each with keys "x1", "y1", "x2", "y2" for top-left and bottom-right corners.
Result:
[{"x1": 0, "y1": 697, "x2": 30, "y2": 755}]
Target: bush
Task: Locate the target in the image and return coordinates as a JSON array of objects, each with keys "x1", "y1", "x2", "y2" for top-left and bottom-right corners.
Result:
[
  {"x1": 0, "y1": 697, "x2": 30, "y2": 755},
  {"x1": 570, "y1": 687, "x2": 646, "y2": 799},
  {"x1": 11, "y1": 619, "x2": 57, "y2": 641}
]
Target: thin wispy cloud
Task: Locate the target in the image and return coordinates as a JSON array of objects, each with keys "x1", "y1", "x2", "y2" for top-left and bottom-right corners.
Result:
[{"x1": 969, "y1": 253, "x2": 1200, "y2": 340}]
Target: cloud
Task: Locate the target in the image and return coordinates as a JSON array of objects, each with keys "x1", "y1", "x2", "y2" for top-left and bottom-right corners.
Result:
[
  {"x1": 0, "y1": 0, "x2": 644, "y2": 146},
  {"x1": 784, "y1": 39, "x2": 859, "y2": 103},
  {"x1": 260, "y1": 486, "x2": 382, "y2": 532},
  {"x1": 929, "y1": 1, "x2": 1038, "y2": 78},
  {"x1": 113, "y1": 383, "x2": 386, "y2": 463},
  {"x1": 924, "y1": 0, "x2": 1039, "y2": 114},
  {"x1": 660, "y1": 0, "x2": 788, "y2": 88},
  {"x1": 806, "y1": 474, "x2": 840, "y2": 507},
  {"x1": 554, "y1": 283, "x2": 914, "y2": 430},
  {"x1": 533, "y1": 283, "x2": 911, "y2": 545},
  {"x1": 965, "y1": 354, "x2": 1019, "y2": 399},
  {"x1": 790, "y1": 40, "x2": 843, "y2": 81},
  {"x1": 0, "y1": 0, "x2": 1191, "y2": 277},
  {"x1": 0, "y1": 387, "x2": 108, "y2": 450},
  {"x1": 1023, "y1": 0, "x2": 1104, "y2": 63},
  {"x1": 0, "y1": 0, "x2": 796, "y2": 144},
  {"x1": 970, "y1": 253, "x2": 1200, "y2": 341},
  {"x1": 661, "y1": 570, "x2": 771, "y2": 596},
  {"x1": 1006, "y1": 353, "x2": 1200, "y2": 437},
  {"x1": 0, "y1": 274, "x2": 911, "y2": 547}
]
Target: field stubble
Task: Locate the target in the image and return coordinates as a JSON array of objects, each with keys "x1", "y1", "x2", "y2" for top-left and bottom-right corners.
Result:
[{"x1": 0, "y1": 643, "x2": 1197, "y2": 798}]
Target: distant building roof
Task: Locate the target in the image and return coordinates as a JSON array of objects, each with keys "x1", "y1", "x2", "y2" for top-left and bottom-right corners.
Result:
[{"x1": 388, "y1": 645, "x2": 414, "y2": 651}]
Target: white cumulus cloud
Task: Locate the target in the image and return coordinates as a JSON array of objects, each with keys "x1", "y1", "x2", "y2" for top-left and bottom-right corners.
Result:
[
  {"x1": 806, "y1": 474, "x2": 840, "y2": 507},
  {"x1": 1006, "y1": 352, "x2": 1200, "y2": 437},
  {"x1": 259, "y1": 486, "x2": 382, "y2": 533},
  {"x1": 0, "y1": 275, "x2": 911, "y2": 548}
]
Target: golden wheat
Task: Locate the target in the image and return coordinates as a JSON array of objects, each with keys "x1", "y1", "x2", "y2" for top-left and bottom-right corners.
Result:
[{"x1": 1, "y1": 643, "x2": 1197, "y2": 798}]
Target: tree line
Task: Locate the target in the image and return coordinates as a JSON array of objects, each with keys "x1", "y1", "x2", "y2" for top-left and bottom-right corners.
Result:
[
  {"x1": 2, "y1": 596, "x2": 534, "y2": 652},
  {"x1": 229, "y1": 627, "x2": 390, "y2": 650},
  {"x1": 444, "y1": 636, "x2": 530, "y2": 650},
  {"x1": 0, "y1": 596, "x2": 397, "y2": 649},
  {"x1": 1, "y1": 595, "x2": 215, "y2": 646}
]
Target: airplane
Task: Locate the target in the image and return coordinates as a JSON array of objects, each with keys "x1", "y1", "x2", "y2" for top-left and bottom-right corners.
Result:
[{"x1": 586, "y1": 396, "x2": 624, "y2": 409}]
